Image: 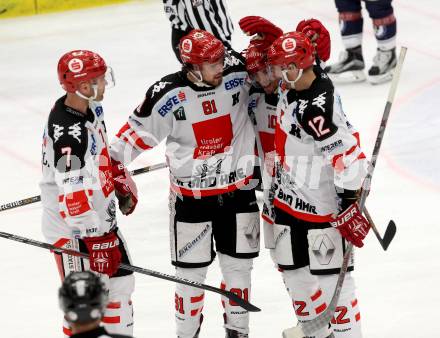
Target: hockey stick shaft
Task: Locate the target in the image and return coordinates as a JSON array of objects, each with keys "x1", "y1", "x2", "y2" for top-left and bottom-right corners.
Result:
[
  {"x1": 0, "y1": 162, "x2": 168, "y2": 213},
  {"x1": 363, "y1": 207, "x2": 396, "y2": 251},
  {"x1": 0, "y1": 230, "x2": 260, "y2": 312},
  {"x1": 291, "y1": 47, "x2": 407, "y2": 337}
]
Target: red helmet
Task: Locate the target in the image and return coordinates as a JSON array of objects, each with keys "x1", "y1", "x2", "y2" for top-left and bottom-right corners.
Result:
[
  {"x1": 267, "y1": 32, "x2": 314, "y2": 69},
  {"x1": 245, "y1": 43, "x2": 267, "y2": 75},
  {"x1": 57, "y1": 50, "x2": 107, "y2": 93},
  {"x1": 179, "y1": 29, "x2": 225, "y2": 65}
]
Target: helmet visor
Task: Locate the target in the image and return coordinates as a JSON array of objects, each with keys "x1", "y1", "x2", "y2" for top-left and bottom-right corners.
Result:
[{"x1": 104, "y1": 67, "x2": 115, "y2": 89}]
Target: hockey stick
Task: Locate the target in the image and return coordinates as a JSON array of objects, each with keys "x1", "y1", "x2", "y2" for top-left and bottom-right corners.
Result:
[
  {"x1": 282, "y1": 46, "x2": 407, "y2": 338},
  {"x1": 0, "y1": 162, "x2": 168, "y2": 213},
  {"x1": 0, "y1": 230, "x2": 261, "y2": 312},
  {"x1": 364, "y1": 207, "x2": 396, "y2": 251}
]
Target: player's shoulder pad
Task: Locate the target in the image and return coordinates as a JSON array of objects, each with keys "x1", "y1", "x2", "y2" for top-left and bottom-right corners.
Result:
[
  {"x1": 295, "y1": 70, "x2": 337, "y2": 141},
  {"x1": 223, "y1": 49, "x2": 246, "y2": 76},
  {"x1": 48, "y1": 97, "x2": 90, "y2": 172},
  {"x1": 135, "y1": 72, "x2": 184, "y2": 118}
]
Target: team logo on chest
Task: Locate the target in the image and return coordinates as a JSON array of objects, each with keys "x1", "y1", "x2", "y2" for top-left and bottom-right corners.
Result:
[{"x1": 173, "y1": 106, "x2": 186, "y2": 121}]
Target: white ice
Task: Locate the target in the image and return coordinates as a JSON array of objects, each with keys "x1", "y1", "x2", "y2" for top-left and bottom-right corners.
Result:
[{"x1": 0, "y1": 0, "x2": 439, "y2": 337}]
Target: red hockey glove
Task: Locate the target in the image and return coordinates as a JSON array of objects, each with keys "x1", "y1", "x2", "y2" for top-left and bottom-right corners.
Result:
[
  {"x1": 83, "y1": 231, "x2": 122, "y2": 277},
  {"x1": 296, "y1": 18, "x2": 331, "y2": 62},
  {"x1": 330, "y1": 203, "x2": 370, "y2": 248},
  {"x1": 111, "y1": 159, "x2": 138, "y2": 215},
  {"x1": 239, "y1": 16, "x2": 283, "y2": 50}
]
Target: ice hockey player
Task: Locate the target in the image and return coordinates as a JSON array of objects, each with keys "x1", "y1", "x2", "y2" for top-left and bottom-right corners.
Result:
[
  {"x1": 40, "y1": 50, "x2": 135, "y2": 336},
  {"x1": 110, "y1": 30, "x2": 260, "y2": 338},
  {"x1": 267, "y1": 32, "x2": 371, "y2": 337},
  {"x1": 59, "y1": 271, "x2": 134, "y2": 338},
  {"x1": 240, "y1": 16, "x2": 332, "y2": 249},
  {"x1": 325, "y1": 0, "x2": 397, "y2": 84}
]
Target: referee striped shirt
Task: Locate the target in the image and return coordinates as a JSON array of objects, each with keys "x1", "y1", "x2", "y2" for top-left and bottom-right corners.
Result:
[{"x1": 163, "y1": 0, "x2": 234, "y2": 46}]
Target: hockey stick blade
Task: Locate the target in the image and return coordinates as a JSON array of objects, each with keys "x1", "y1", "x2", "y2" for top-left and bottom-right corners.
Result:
[
  {"x1": 0, "y1": 230, "x2": 260, "y2": 312},
  {"x1": 381, "y1": 220, "x2": 396, "y2": 251},
  {"x1": 0, "y1": 162, "x2": 168, "y2": 213},
  {"x1": 364, "y1": 207, "x2": 396, "y2": 251}
]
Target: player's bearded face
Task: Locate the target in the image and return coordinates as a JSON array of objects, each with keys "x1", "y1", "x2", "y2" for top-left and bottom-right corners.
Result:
[{"x1": 200, "y1": 58, "x2": 224, "y2": 86}]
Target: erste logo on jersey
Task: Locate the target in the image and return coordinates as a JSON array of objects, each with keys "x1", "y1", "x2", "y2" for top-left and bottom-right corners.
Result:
[
  {"x1": 158, "y1": 91, "x2": 187, "y2": 117},
  {"x1": 282, "y1": 38, "x2": 296, "y2": 52},
  {"x1": 224, "y1": 77, "x2": 245, "y2": 90},
  {"x1": 68, "y1": 58, "x2": 83, "y2": 73}
]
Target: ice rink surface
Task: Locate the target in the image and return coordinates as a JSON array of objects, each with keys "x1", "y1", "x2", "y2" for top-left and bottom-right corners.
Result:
[{"x1": 0, "y1": 0, "x2": 439, "y2": 337}]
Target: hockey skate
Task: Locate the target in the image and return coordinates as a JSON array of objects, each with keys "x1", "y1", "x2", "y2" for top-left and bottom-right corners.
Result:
[
  {"x1": 324, "y1": 46, "x2": 366, "y2": 83},
  {"x1": 368, "y1": 47, "x2": 397, "y2": 85},
  {"x1": 225, "y1": 328, "x2": 249, "y2": 338}
]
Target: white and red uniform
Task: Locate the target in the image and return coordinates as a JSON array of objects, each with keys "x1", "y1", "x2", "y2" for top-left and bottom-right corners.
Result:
[
  {"x1": 273, "y1": 69, "x2": 367, "y2": 222},
  {"x1": 247, "y1": 86, "x2": 278, "y2": 248},
  {"x1": 110, "y1": 57, "x2": 255, "y2": 197},
  {"x1": 40, "y1": 96, "x2": 134, "y2": 336},
  {"x1": 271, "y1": 67, "x2": 367, "y2": 338},
  {"x1": 111, "y1": 52, "x2": 260, "y2": 337}
]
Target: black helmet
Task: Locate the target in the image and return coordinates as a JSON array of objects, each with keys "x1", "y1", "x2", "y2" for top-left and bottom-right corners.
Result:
[{"x1": 59, "y1": 271, "x2": 108, "y2": 323}]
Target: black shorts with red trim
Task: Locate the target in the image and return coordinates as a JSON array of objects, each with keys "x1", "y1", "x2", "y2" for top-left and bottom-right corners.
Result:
[
  {"x1": 273, "y1": 206, "x2": 353, "y2": 275},
  {"x1": 171, "y1": 188, "x2": 260, "y2": 268}
]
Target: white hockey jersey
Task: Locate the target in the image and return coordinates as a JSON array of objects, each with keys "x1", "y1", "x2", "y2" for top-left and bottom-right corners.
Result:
[
  {"x1": 40, "y1": 96, "x2": 117, "y2": 243},
  {"x1": 273, "y1": 67, "x2": 368, "y2": 222},
  {"x1": 248, "y1": 86, "x2": 278, "y2": 225},
  {"x1": 110, "y1": 53, "x2": 256, "y2": 197}
]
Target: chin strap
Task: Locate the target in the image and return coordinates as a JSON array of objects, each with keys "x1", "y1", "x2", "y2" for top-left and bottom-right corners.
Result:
[
  {"x1": 281, "y1": 68, "x2": 303, "y2": 89},
  {"x1": 188, "y1": 69, "x2": 213, "y2": 87},
  {"x1": 75, "y1": 84, "x2": 98, "y2": 101}
]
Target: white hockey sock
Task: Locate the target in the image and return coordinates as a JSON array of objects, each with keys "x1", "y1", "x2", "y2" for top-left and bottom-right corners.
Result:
[
  {"x1": 281, "y1": 267, "x2": 332, "y2": 338},
  {"x1": 319, "y1": 274, "x2": 362, "y2": 338},
  {"x1": 103, "y1": 274, "x2": 135, "y2": 336},
  {"x1": 218, "y1": 253, "x2": 253, "y2": 334},
  {"x1": 175, "y1": 266, "x2": 208, "y2": 338}
]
